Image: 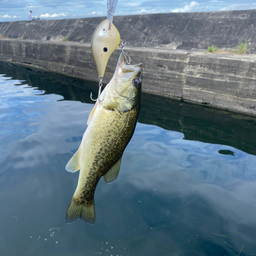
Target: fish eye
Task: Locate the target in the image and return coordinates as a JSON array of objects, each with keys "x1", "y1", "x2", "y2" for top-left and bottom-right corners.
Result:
[
  {"x1": 101, "y1": 27, "x2": 107, "y2": 33},
  {"x1": 103, "y1": 47, "x2": 108, "y2": 52},
  {"x1": 132, "y1": 78, "x2": 141, "y2": 87}
]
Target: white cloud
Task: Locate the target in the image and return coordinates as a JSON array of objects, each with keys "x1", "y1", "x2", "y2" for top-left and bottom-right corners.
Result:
[
  {"x1": 3, "y1": 14, "x2": 11, "y2": 18},
  {"x1": 25, "y1": 6, "x2": 44, "y2": 9},
  {"x1": 136, "y1": 9, "x2": 148, "y2": 14},
  {"x1": 88, "y1": 11, "x2": 104, "y2": 16},
  {"x1": 0, "y1": 14, "x2": 20, "y2": 19},
  {"x1": 40, "y1": 13, "x2": 50, "y2": 18},
  {"x1": 172, "y1": 1, "x2": 199, "y2": 13},
  {"x1": 51, "y1": 12, "x2": 66, "y2": 18},
  {"x1": 40, "y1": 12, "x2": 67, "y2": 18},
  {"x1": 220, "y1": 4, "x2": 256, "y2": 11},
  {"x1": 136, "y1": 8, "x2": 158, "y2": 14},
  {"x1": 124, "y1": 3, "x2": 141, "y2": 7}
]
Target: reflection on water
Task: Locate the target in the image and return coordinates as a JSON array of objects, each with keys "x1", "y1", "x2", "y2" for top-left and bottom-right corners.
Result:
[{"x1": 0, "y1": 61, "x2": 256, "y2": 255}]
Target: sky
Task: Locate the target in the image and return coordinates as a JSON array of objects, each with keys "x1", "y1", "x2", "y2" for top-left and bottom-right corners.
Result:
[{"x1": 0, "y1": 0, "x2": 256, "y2": 22}]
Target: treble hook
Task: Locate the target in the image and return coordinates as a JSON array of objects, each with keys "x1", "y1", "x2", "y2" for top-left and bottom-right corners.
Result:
[
  {"x1": 90, "y1": 78, "x2": 103, "y2": 102},
  {"x1": 119, "y1": 40, "x2": 132, "y2": 65}
]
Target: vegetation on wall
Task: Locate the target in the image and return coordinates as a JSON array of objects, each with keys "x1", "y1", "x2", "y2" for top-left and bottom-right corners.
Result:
[{"x1": 207, "y1": 43, "x2": 247, "y2": 54}]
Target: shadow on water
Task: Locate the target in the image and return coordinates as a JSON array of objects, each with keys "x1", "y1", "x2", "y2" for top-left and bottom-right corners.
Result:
[{"x1": 1, "y1": 61, "x2": 256, "y2": 157}]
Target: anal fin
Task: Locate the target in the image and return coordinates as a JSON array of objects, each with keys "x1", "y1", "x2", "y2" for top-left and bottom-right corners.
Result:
[{"x1": 104, "y1": 157, "x2": 122, "y2": 183}]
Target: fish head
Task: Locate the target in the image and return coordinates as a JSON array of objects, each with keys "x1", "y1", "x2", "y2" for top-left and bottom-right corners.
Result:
[
  {"x1": 101, "y1": 52, "x2": 142, "y2": 113},
  {"x1": 91, "y1": 19, "x2": 121, "y2": 78},
  {"x1": 115, "y1": 52, "x2": 142, "y2": 98}
]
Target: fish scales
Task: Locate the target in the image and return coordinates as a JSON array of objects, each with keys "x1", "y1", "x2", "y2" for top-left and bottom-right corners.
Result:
[
  {"x1": 76, "y1": 106, "x2": 138, "y2": 202},
  {"x1": 66, "y1": 52, "x2": 142, "y2": 224}
]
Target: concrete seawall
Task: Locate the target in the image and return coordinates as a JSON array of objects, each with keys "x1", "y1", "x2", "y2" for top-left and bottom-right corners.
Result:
[{"x1": 0, "y1": 10, "x2": 256, "y2": 116}]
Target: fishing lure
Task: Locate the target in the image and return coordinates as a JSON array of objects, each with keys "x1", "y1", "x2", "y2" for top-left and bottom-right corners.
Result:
[
  {"x1": 91, "y1": 19, "x2": 120, "y2": 80},
  {"x1": 91, "y1": 0, "x2": 131, "y2": 101},
  {"x1": 91, "y1": 0, "x2": 120, "y2": 80}
]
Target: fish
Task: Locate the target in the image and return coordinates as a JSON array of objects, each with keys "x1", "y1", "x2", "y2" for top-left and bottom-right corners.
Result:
[
  {"x1": 65, "y1": 52, "x2": 142, "y2": 224},
  {"x1": 91, "y1": 19, "x2": 121, "y2": 79}
]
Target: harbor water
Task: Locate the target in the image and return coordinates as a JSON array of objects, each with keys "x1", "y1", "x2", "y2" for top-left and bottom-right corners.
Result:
[{"x1": 0, "y1": 62, "x2": 256, "y2": 256}]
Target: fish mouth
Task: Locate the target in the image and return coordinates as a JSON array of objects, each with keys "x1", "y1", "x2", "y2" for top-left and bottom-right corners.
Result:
[{"x1": 118, "y1": 52, "x2": 142, "y2": 76}]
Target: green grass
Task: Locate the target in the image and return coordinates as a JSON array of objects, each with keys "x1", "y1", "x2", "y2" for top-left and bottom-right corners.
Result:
[
  {"x1": 62, "y1": 38, "x2": 68, "y2": 42},
  {"x1": 231, "y1": 43, "x2": 247, "y2": 54},
  {"x1": 207, "y1": 43, "x2": 247, "y2": 54},
  {"x1": 207, "y1": 45, "x2": 219, "y2": 53}
]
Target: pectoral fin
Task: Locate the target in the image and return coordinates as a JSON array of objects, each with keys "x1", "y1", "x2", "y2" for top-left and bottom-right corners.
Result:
[
  {"x1": 104, "y1": 157, "x2": 122, "y2": 183},
  {"x1": 104, "y1": 101, "x2": 118, "y2": 111},
  {"x1": 65, "y1": 147, "x2": 81, "y2": 173}
]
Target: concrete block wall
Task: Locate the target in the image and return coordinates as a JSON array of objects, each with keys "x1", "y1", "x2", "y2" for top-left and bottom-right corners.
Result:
[
  {"x1": 0, "y1": 10, "x2": 256, "y2": 116},
  {"x1": 1, "y1": 10, "x2": 256, "y2": 52}
]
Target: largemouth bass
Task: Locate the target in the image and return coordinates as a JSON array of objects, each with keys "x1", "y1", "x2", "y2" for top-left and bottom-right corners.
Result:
[{"x1": 66, "y1": 53, "x2": 142, "y2": 224}]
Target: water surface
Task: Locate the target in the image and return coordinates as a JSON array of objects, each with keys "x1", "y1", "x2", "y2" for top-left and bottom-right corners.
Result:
[{"x1": 0, "y1": 62, "x2": 256, "y2": 256}]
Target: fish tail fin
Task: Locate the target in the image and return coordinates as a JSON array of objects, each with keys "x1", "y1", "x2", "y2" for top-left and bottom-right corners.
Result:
[{"x1": 66, "y1": 198, "x2": 95, "y2": 225}]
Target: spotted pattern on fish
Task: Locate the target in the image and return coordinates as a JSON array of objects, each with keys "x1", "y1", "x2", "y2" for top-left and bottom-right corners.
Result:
[
  {"x1": 76, "y1": 106, "x2": 139, "y2": 205},
  {"x1": 66, "y1": 52, "x2": 142, "y2": 224}
]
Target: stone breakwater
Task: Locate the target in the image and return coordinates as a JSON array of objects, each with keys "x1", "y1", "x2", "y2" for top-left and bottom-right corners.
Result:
[{"x1": 0, "y1": 10, "x2": 256, "y2": 116}]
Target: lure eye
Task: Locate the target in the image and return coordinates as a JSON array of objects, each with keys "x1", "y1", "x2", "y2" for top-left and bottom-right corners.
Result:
[
  {"x1": 133, "y1": 78, "x2": 141, "y2": 87},
  {"x1": 101, "y1": 27, "x2": 107, "y2": 33},
  {"x1": 103, "y1": 47, "x2": 108, "y2": 52}
]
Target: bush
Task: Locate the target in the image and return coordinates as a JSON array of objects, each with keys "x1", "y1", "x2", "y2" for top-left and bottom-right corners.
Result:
[
  {"x1": 206, "y1": 43, "x2": 247, "y2": 54},
  {"x1": 232, "y1": 43, "x2": 247, "y2": 54},
  {"x1": 207, "y1": 46, "x2": 219, "y2": 53}
]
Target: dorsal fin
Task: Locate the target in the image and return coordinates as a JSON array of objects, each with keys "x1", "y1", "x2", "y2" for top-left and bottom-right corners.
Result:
[{"x1": 103, "y1": 157, "x2": 122, "y2": 183}]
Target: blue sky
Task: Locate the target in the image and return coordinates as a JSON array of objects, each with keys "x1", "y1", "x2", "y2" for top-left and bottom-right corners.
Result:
[{"x1": 0, "y1": 0, "x2": 256, "y2": 22}]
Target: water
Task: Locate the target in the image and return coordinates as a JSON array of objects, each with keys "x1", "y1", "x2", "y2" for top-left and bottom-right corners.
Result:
[{"x1": 0, "y1": 62, "x2": 256, "y2": 256}]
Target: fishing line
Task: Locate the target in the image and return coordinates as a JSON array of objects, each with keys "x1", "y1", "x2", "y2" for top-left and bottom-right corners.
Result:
[{"x1": 119, "y1": 39, "x2": 132, "y2": 65}]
